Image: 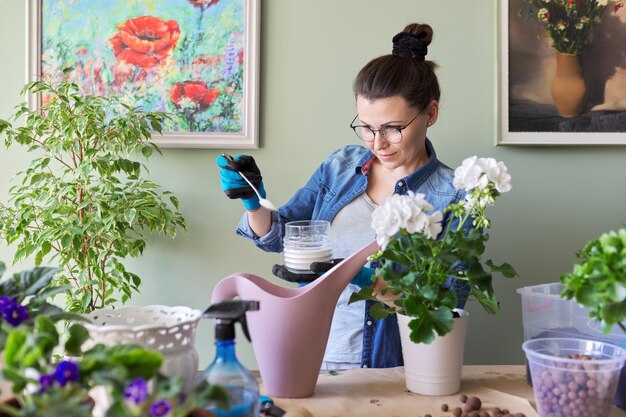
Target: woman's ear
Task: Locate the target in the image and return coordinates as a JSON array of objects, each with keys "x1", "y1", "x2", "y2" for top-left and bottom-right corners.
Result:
[{"x1": 427, "y1": 100, "x2": 439, "y2": 126}]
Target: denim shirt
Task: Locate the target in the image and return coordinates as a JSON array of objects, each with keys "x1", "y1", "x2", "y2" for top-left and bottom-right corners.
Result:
[{"x1": 236, "y1": 139, "x2": 467, "y2": 368}]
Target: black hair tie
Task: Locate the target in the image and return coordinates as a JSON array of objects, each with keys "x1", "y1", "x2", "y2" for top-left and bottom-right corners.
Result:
[{"x1": 392, "y1": 32, "x2": 427, "y2": 61}]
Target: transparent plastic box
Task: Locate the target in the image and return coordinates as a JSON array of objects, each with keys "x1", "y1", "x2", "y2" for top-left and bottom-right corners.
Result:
[{"x1": 517, "y1": 282, "x2": 626, "y2": 408}]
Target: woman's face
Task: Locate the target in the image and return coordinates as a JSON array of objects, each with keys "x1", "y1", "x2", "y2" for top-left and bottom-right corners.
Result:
[{"x1": 355, "y1": 95, "x2": 438, "y2": 173}]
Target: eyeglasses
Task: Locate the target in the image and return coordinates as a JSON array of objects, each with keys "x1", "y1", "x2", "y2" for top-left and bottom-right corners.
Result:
[{"x1": 349, "y1": 112, "x2": 421, "y2": 144}]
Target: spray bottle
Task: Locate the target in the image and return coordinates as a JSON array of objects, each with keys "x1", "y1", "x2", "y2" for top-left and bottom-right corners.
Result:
[{"x1": 200, "y1": 299, "x2": 260, "y2": 417}]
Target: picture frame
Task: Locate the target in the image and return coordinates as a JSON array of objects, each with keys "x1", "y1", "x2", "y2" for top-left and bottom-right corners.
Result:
[
  {"x1": 498, "y1": 0, "x2": 626, "y2": 145},
  {"x1": 27, "y1": 0, "x2": 260, "y2": 149}
]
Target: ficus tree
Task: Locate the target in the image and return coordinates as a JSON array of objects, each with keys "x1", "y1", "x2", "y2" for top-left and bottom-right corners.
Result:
[{"x1": 0, "y1": 76, "x2": 186, "y2": 313}]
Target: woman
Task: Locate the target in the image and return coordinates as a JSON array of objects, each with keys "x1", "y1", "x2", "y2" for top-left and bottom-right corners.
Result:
[{"x1": 217, "y1": 23, "x2": 468, "y2": 370}]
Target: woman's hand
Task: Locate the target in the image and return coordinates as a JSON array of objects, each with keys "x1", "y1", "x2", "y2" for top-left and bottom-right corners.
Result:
[
  {"x1": 371, "y1": 276, "x2": 400, "y2": 308},
  {"x1": 216, "y1": 154, "x2": 266, "y2": 210}
]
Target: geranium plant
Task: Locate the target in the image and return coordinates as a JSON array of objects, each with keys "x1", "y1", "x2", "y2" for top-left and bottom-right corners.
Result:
[
  {"x1": 350, "y1": 156, "x2": 517, "y2": 344},
  {"x1": 523, "y1": 0, "x2": 624, "y2": 54},
  {"x1": 0, "y1": 76, "x2": 186, "y2": 313},
  {"x1": 560, "y1": 227, "x2": 626, "y2": 333}
]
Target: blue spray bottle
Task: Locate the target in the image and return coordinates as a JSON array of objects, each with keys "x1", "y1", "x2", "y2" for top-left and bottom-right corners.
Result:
[{"x1": 200, "y1": 300, "x2": 260, "y2": 417}]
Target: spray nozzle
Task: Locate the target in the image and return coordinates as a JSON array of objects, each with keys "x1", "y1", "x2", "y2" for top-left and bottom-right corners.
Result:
[{"x1": 204, "y1": 300, "x2": 259, "y2": 342}]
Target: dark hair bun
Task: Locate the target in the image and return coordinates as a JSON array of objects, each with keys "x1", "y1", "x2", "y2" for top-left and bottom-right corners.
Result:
[{"x1": 391, "y1": 23, "x2": 433, "y2": 61}]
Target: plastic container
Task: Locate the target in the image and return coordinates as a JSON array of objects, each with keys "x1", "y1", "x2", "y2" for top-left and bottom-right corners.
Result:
[
  {"x1": 523, "y1": 338, "x2": 626, "y2": 417},
  {"x1": 518, "y1": 283, "x2": 626, "y2": 408},
  {"x1": 283, "y1": 220, "x2": 332, "y2": 273}
]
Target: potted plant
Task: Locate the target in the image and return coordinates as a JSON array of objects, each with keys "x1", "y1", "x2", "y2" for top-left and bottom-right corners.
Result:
[
  {"x1": 0, "y1": 321, "x2": 228, "y2": 417},
  {"x1": 350, "y1": 155, "x2": 517, "y2": 395},
  {"x1": 513, "y1": 227, "x2": 626, "y2": 414},
  {"x1": 559, "y1": 227, "x2": 626, "y2": 334},
  {"x1": 0, "y1": 77, "x2": 186, "y2": 313},
  {"x1": 0, "y1": 260, "x2": 84, "y2": 401},
  {"x1": 0, "y1": 261, "x2": 228, "y2": 417}
]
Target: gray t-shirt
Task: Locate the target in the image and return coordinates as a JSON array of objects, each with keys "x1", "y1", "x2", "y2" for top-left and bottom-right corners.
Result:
[{"x1": 323, "y1": 193, "x2": 377, "y2": 368}]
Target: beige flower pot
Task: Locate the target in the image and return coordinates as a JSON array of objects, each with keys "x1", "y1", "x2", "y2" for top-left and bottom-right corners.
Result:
[{"x1": 397, "y1": 309, "x2": 469, "y2": 396}]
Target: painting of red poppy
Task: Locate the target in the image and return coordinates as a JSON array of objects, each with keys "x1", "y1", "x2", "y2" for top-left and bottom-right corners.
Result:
[{"x1": 27, "y1": 0, "x2": 260, "y2": 148}]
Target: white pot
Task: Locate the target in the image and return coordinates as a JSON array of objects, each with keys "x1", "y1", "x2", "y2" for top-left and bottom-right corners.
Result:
[
  {"x1": 397, "y1": 309, "x2": 469, "y2": 396},
  {"x1": 83, "y1": 305, "x2": 201, "y2": 388}
]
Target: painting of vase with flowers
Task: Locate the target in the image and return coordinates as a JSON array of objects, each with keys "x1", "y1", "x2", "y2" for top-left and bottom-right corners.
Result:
[
  {"x1": 499, "y1": 0, "x2": 626, "y2": 145},
  {"x1": 28, "y1": 0, "x2": 259, "y2": 148}
]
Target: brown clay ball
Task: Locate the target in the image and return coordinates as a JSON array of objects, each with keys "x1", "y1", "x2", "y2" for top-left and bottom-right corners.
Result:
[
  {"x1": 459, "y1": 394, "x2": 468, "y2": 403},
  {"x1": 466, "y1": 396, "x2": 482, "y2": 411},
  {"x1": 441, "y1": 403, "x2": 449, "y2": 411},
  {"x1": 452, "y1": 406, "x2": 463, "y2": 417}
]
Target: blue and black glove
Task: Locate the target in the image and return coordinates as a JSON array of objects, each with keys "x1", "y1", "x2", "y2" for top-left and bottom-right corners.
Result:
[
  {"x1": 216, "y1": 154, "x2": 266, "y2": 211},
  {"x1": 272, "y1": 259, "x2": 375, "y2": 287}
]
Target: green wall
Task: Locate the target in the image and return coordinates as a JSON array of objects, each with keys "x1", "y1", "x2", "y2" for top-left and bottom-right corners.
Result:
[{"x1": 2, "y1": 0, "x2": 626, "y2": 370}]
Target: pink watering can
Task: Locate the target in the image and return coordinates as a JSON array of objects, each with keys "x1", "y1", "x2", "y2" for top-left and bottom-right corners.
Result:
[{"x1": 211, "y1": 240, "x2": 379, "y2": 398}]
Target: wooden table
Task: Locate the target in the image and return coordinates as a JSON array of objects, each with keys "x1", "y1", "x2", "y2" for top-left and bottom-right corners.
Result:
[{"x1": 263, "y1": 365, "x2": 626, "y2": 417}]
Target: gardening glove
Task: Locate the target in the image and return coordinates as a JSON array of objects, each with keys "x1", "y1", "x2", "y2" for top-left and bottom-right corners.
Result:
[
  {"x1": 216, "y1": 154, "x2": 266, "y2": 211},
  {"x1": 272, "y1": 259, "x2": 375, "y2": 287}
]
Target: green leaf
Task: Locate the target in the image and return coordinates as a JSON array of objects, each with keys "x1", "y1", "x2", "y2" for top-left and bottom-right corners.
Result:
[
  {"x1": 169, "y1": 195, "x2": 180, "y2": 210},
  {"x1": 404, "y1": 299, "x2": 454, "y2": 344},
  {"x1": 65, "y1": 324, "x2": 90, "y2": 355},
  {"x1": 141, "y1": 146, "x2": 153, "y2": 158},
  {"x1": 369, "y1": 303, "x2": 394, "y2": 320},
  {"x1": 16, "y1": 266, "x2": 60, "y2": 297},
  {"x1": 4, "y1": 330, "x2": 26, "y2": 366},
  {"x1": 602, "y1": 301, "x2": 626, "y2": 328},
  {"x1": 80, "y1": 291, "x2": 92, "y2": 311},
  {"x1": 124, "y1": 208, "x2": 137, "y2": 224},
  {"x1": 0, "y1": 367, "x2": 28, "y2": 390},
  {"x1": 348, "y1": 286, "x2": 377, "y2": 304},
  {"x1": 486, "y1": 260, "x2": 518, "y2": 278},
  {"x1": 107, "y1": 345, "x2": 163, "y2": 380}
]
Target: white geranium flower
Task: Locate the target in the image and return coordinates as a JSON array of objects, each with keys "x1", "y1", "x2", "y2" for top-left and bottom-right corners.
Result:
[
  {"x1": 485, "y1": 161, "x2": 512, "y2": 193},
  {"x1": 371, "y1": 203, "x2": 401, "y2": 244},
  {"x1": 597, "y1": 0, "x2": 609, "y2": 6},
  {"x1": 405, "y1": 211, "x2": 429, "y2": 234},
  {"x1": 476, "y1": 157, "x2": 497, "y2": 170},
  {"x1": 453, "y1": 156, "x2": 478, "y2": 189},
  {"x1": 371, "y1": 192, "x2": 442, "y2": 248},
  {"x1": 454, "y1": 156, "x2": 512, "y2": 193},
  {"x1": 454, "y1": 156, "x2": 491, "y2": 190},
  {"x1": 424, "y1": 211, "x2": 443, "y2": 239}
]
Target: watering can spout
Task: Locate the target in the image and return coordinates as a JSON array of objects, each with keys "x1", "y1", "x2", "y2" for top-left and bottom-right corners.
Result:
[{"x1": 210, "y1": 239, "x2": 380, "y2": 397}]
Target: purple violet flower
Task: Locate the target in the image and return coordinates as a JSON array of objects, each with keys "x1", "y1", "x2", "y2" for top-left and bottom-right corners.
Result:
[
  {"x1": 38, "y1": 374, "x2": 56, "y2": 393},
  {"x1": 150, "y1": 399, "x2": 172, "y2": 417},
  {"x1": 0, "y1": 295, "x2": 10, "y2": 309},
  {"x1": 0, "y1": 296, "x2": 30, "y2": 327},
  {"x1": 124, "y1": 378, "x2": 150, "y2": 405},
  {"x1": 54, "y1": 361, "x2": 79, "y2": 386}
]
